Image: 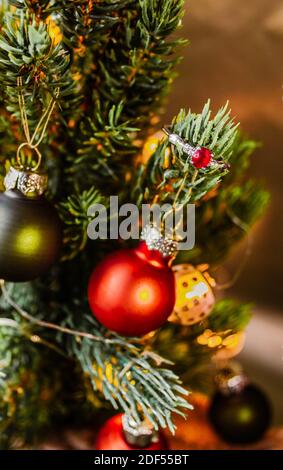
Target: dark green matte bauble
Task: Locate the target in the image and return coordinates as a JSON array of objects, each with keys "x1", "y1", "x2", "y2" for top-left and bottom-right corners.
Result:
[
  {"x1": 0, "y1": 190, "x2": 62, "y2": 282},
  {"x1": 209, "y1": 384, "x2": 272, "y2": 444}
]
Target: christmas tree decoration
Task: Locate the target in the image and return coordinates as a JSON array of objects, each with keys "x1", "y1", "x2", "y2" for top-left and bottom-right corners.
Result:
[
  {"x1": 169, "y1": 264, "x2": 216, "y2": 326},
  {"x1": 0, "y1": 0, "x2": 272, "y2": 451},
  {"x1": 197, "y1": 329, "x2": 246, "y2": 360},
  {"x1": 88, "y1": 226, "x2": 177, "y2": 336},
  {"x1": 197, "y1": 329, "x2": 223, "y2": 348},
  {"x1": 214, "y1": 331, "x2": 246, "y2": 361},
  {"x1": 95, "y1": 414, "x2": 168, "y2": 450},
  {"x1": 163, "y1": 127, "x2": 230, "y2": 170},
  {"x1": 0, "y1": 166, "x2": 62, "y2": 282},
  {"x1": 209, "y1": 368, "x2": 272, "y2": 444}
]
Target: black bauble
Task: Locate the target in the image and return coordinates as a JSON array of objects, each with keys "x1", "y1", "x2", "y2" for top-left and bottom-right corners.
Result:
[
  {"x1": 0, "y1": 190, "x2": 62, "y2": 282},
  {"x1": 209, "y1": 384, "x2": 272, "y2": 444}
]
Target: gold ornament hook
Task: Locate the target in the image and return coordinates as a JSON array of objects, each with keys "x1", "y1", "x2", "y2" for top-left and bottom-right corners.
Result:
[
  {"x1": 16, "y1": 76, "x2": 59, "y2": 173},
  {"x1": 16, "y1": 142, "x2": 42, "y2": 172}
]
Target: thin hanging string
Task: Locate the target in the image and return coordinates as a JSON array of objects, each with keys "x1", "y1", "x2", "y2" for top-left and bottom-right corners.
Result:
[
  {"x1": 214, "y1": 210, "x2": 253, "y2": 290},
  {"x1": 161, "y1": 161, "x2": 198, "y2": 240},
  {"x1": 16, "y1": 76, "x2": 60, "y2": 170},
  {"x1": 18, "y1": 76, "x2": 31, "y2": 143},
  {"x1": 0, "y1": 280, "x2": 161, "y2": 367},
  {"x1": 0, "y1": 280, "x2": 130, "y2": 346},
  {"x1": 29, "y1": 90, "x2": 60, "y2": 147},
  {"x1": 173, "y1": 168, "x2": 198, "y2": 237}
]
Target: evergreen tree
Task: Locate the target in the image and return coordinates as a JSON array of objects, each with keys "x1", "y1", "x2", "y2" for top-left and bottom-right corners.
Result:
[{"x1": 0, "y1": 0, "x2": 269, "y2": 448}]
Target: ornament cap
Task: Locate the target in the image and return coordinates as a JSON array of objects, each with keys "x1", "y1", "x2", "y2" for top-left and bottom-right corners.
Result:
[
  {"x1": 4, "y1": 165, "x2": 48, "y2": 197},
  {"x1": 215, "y1": 366, "x2": 249, "y2": 396},
  {"x1": 141, "y1": 224, "x2": 178, "y2": 258},
  {"x1": 122, "y1": 414, "x2": 157, "y2": 448}
]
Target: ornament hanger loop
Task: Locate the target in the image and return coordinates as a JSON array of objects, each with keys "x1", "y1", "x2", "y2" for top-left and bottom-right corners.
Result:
[
  {"x1": 16, "y1": 76, "x2": 59, "y2": 172},
  {"x1": 16, "y1": 142, "x2": 42, "y2": 172}
]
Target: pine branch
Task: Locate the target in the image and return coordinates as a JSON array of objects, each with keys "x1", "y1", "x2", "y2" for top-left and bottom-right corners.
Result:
[
  {"x1": 68, "y1": 322, "x2": 191, "y2": 433},
  {"x1": 176, "y1": 133, "x2": 270, "y2": 265},
  {"x1": 56, "y1": 0, "x2": 127, "y2": 47},
  {"x1": 68, "y1": 101, "x2": 139, "y2": 190},
  {"x1": 138, "y1": 0, "x2": 185, "y2": 42},
  {"x1": 132, "y1": 101, "x2": 238, "y2": 207},
  {"x1": 0, "y1": 1, "x2": 186, "y2": 196},
  {"x1": 0, "y1": 10, "x2": 77, "y2": 122},
  {"x1": 59, "y1": 187, "x2": 106, "y2": 260},
  {"x1": 0, "y1": 1, "x2": 186, "y2": 164},
  {"x1": 8, "y1": 1, "x2": 54, "y2": 19},
  {"x1": 85, "y1": 0, "x2": 186, "y2": 122},
  {"x1": 0, "y1": 282, "x2": 191, "y2": 434},
  {"x1": 0, "y1": 321, "x2": 68, "y2": 449}
]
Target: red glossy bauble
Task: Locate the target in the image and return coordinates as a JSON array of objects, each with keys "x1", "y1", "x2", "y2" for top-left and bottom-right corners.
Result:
[
  {"x1": 192, "y1": 147, "x2": 212, "y2": 168},
  {"x1": 88, "y1": 241, "x2": 175, "y2": 336},
  {"x1": 95, "y1": 414, "x2": 168, "y2": 450}
]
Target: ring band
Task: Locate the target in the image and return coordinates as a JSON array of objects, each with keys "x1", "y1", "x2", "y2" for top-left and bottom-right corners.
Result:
[{"x1": 162, "y1": 126, "x2": 230, "y2": 170}]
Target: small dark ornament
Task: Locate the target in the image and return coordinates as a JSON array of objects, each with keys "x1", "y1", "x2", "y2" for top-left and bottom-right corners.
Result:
[
  {"x1": 0, "y1": 166, "x2": 62, "y2": 282},
  {"x1": 209, "y1": 370, "x2": 272, "y2": 444}
]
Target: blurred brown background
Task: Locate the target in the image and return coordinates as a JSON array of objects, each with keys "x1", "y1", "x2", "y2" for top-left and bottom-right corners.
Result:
[{"x1": 165, "y1": 0, "x2": 283, "y2": 423}]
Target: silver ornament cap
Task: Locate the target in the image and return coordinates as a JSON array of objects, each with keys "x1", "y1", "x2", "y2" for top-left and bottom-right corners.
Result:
[
  {"x1": 122, "y1": 414, "x2": 158, "y2": 448},
  {"x1": 215, "y1": 366, "x2": 249, "y2": 396},
  {"x1": 141, "y1": 224, "x2": 178, "y2": 258},
  {"x1": 4, "y1": 165, "x2": 48, "y2": 197}
]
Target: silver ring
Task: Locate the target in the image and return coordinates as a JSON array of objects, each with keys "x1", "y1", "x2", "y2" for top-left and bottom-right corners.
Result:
[{"x1": 162, "y1": 126, "x2": 230, "y2": 170}]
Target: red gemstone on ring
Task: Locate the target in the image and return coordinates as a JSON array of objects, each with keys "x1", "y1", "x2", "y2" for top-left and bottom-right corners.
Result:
[{"x1": 192, "y1": 147, "x2": 213, "y2": 169}]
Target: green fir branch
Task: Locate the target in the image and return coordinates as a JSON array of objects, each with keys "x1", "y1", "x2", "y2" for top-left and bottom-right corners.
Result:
[
  {"x1": 88, "y1": 0, "x2": 186, "y2": 122},
  {"x1": 67, "y1": 319, "x2": 191, "y2": 433},
  {"x1": 8, "y1": 1, "x2": 54, "y2": 18},
  {"x1": 0, "y1": 283, "x2": 191, "y2": 435},
  {"x1": 0, "y1": 11, "x2": 77, "y2": 121},
  {"x1": 57, "y1": 0, "x2": 127, "y2": 47},
  {"x1": 132, "y1": 101, "x2": 238, "y2": 207},
  {"x1": 68, "y1": 101, "x2": 139, "y2": 190},
  {"x1": 177, "y1": 133, "x2": 270, "y2": 265},
  {"x1": 59, "y1": 187, "x2": 106, "y2": 260}
]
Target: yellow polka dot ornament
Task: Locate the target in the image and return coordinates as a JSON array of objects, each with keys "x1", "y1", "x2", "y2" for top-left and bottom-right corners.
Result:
[{"x1": 169, "y1": 264, "x2": 216, "y2": 326}]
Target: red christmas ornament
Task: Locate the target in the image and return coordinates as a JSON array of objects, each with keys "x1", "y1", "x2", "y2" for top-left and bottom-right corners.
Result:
[
  {"x1": 88, "y1": 241, "x2": 176, "y2": 336},
  {"x1": 95, "y1": 414, "x2": 168, "y2": 450},
  {"x1": 192, "y1": 147, "x2": 212, "y2": 169}
]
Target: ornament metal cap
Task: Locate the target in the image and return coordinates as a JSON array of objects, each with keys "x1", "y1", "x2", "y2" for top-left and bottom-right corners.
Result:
[
  {"x1": 122, "y1": 414, "x2": 158, "y2": 448},
  {"x1": 141, "y1": 224, "x2": 178, "y2": 258},
  {"x1": 215, "y1": 366, "x2": 249, "y2": 396},
  {"x1": 4, "y1": 165, "x2": 48, "y2": 197}
]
